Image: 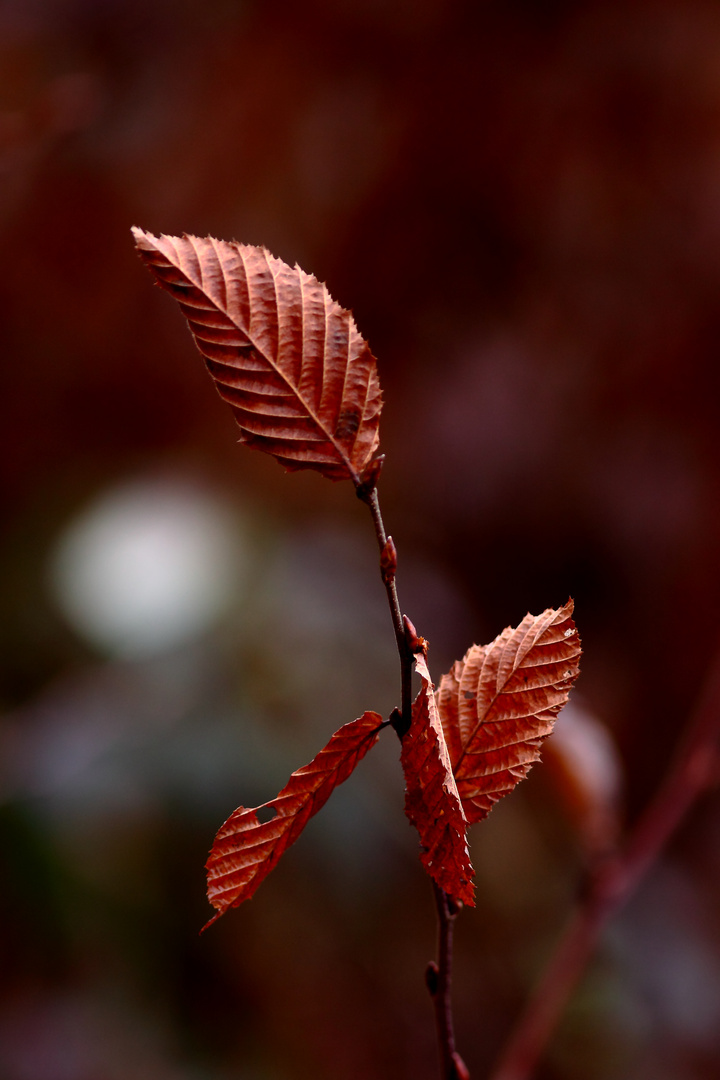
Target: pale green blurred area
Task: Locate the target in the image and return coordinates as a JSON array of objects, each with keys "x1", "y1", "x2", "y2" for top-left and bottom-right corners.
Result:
[{"x1": 3, "y1": 1, "x2": 720, "y2": 1078}]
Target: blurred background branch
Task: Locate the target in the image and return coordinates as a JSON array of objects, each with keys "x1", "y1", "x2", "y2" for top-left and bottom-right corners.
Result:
[{"x1": 492, "y1": 643, "x2": 720, "y2": 1080}]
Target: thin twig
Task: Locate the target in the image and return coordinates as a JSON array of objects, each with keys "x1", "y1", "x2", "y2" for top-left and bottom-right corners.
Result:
[
  {"x1": 427, "y1": 886, "x2": 470, "y2": 1080},
  {"x1": 356, "y1": 482, "x2": 413, "y2": 736},
  {"x1": 356, "y1": 478, "x2": 467, "y2": 1077},
  {"x1": 490, "y1": 649, "x2": 720, "y2": 1080}
]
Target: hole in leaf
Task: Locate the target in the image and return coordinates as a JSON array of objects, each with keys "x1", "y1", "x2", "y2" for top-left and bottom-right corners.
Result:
[{"x1": 256, "y1": 805, "x2": 277, "y2": 823}]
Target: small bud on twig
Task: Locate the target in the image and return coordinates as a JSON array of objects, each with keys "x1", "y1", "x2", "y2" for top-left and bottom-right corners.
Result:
[
  {"x1": 446, "y1": 896, "x2": 463, "y2": 918},
  {"x1": 425, "y1": 961, "x2": 439, "y2": 997},
  {"x1": 355, "y1": 454, "x2": 385, "y2": 501},
  {"x1": 403, "y1": 614, "x2": 428, "y2": 655},
  {"x1": 380, "y1": 536, "x2": 398, "y2": 583}
]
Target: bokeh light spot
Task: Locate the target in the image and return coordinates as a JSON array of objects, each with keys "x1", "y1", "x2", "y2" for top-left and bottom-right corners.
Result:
[{"x1": 49, "y1": 476, "x2": 245, "y2": 658}]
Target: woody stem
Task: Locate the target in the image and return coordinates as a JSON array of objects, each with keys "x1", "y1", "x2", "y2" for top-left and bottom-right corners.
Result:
[
  {"x1": 356, "y1": 480, "x2": 468, "y2": 1079},
  {"x1": 356, "y1": 483, "x2": 413, "y2": 736},
  {"x1": 428, "y1": 884, "x2": 467, "y2": 1079}
]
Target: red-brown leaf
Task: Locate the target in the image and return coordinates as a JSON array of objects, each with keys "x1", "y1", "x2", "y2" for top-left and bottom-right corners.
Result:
[
  {"x1": 204, "y1": 710, "x2": 383, "y2": 928},
  {"x1": 132, "y1": 228, "x2": 383, "y2": 482},
  {"x1": 437, "y1": 600, "x2": 581, "y2": 824},
  {"x1": 401, "y1": 653, "x2": 475, "y2": 906}
]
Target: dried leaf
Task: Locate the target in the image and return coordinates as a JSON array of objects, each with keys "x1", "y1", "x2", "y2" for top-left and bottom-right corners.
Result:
[
  {"x1": 401, "y1": 653, "x2": 475, "y2": 906},
  {"x1": 132, "y1": 228, "x2": 383, "y2": 482},
  {"x1": 437, "y1": 600, "x2": 581, "y2": 825},
  {"x1": 204, "y1": 710, "x2": 383, "y2": 928}
]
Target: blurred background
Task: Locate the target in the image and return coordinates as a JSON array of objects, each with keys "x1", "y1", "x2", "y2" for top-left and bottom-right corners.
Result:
[{"x1": 2, "y1": 1, "x2": 720, "y2": 1077}]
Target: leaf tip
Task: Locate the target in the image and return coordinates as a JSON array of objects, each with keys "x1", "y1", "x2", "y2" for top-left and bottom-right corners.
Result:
[
  {"x1": 131, "y1": 224, "x2": 150, "y2": 244},
  {"x1": 199, "y1": 909, "x2": 223, "y2": 934}
]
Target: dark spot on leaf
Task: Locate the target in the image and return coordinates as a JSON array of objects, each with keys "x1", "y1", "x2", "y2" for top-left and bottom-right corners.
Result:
[
  {"x1": 334, "y1": 408, "x2": 360, "y2": 440},
  {"x1": 463, "y1": 691, "x2": 475, "y2": 701},
  {"x1": 256, "y1": 805, "x2": 277, "y2": 823}
]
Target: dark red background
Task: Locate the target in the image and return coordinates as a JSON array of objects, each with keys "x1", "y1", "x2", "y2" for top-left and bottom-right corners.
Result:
[{"x1": 2, "y1": 2, "x2": 720, "y2": 1078}]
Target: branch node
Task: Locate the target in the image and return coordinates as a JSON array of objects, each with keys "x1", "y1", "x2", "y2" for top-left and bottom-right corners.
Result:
[
  {"x1": 355, "y1": 453, "x2": 385, "y2": 501},
  {"x1": 388, "y1": 707, "x2": 405, "y2": 739}
]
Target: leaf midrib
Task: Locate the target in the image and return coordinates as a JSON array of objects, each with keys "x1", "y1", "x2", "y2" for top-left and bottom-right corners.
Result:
[{"x1": 203, "y1": 237, "x2": 359, "y2": 480}]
